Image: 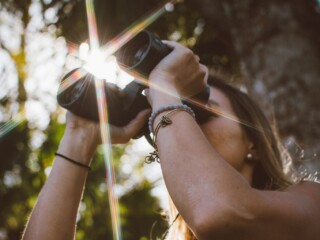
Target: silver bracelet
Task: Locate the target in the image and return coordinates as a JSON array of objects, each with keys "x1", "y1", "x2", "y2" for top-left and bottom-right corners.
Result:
[{"x1": 148, "y1": 103, "x2": 195, "y2": 134}]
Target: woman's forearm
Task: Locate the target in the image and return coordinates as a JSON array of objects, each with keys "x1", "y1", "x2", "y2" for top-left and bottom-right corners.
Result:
[
  {"x1": 152, "y1": 91, "x2": 253, "y2": 232},
  {"x1": 22, "y1": 130, "x2": 96, "y2": 240},
  {"x1": 22, "y1": 108, "x2": 149, "y2": 239}
]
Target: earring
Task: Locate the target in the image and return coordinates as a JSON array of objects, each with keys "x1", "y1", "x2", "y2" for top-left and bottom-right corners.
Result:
[{"x1": 246, "y1": 153, "x2": 253, "y2": 160}]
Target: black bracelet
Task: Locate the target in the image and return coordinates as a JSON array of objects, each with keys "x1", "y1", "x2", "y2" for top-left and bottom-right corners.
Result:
[{"x1": 55, "y1": 153, "x2": 91, "y2": 171}]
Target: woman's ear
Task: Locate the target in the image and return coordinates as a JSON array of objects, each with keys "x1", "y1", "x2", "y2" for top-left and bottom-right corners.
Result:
[{"x1": 245, "y1": 142, "x2": 259, "y2": 163}]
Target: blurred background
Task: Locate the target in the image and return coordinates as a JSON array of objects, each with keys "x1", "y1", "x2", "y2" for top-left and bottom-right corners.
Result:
[{"x1": 1, "y1": 0, "x2": 320, "y2": 239}]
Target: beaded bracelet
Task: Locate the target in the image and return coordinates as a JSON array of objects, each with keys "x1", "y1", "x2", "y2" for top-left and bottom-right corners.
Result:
[
  {"x1": 152, "y1": 108, "x2": 188, "y2": 146},
  {"x1": 148, "y1": 104, "x2": 195, "y2": 134},
  {"x1": 145, "y1": 108, "x2": 196, "y2": 164}
]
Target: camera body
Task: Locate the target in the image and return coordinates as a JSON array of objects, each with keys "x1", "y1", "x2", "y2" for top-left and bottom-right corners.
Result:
[{"x1": 57, "y1": 30, "x2": 211, "y2": 139}]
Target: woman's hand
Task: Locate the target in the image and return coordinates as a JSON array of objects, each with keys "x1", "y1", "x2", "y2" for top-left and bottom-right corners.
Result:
[
  {"x1": 61, "y1": 109, "x2": 150, "y2": 165},
  {"x1": 149, "y1": 41, "x2": 208, "y2": 99},
  {"x1": 108, "y1": 109, "x2": 151, "y2": 144},
  {"x1": 65, "y1": 109, "x2": 151, "y2": 145}
]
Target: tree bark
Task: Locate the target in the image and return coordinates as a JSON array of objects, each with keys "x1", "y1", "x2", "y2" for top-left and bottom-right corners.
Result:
[{"x1": 195, "y1": 0, "x2": 320, "y2": 177}]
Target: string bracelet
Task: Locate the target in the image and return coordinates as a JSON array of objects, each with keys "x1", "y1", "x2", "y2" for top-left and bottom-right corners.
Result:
[
  {"x1": 145, "y1": 108, "x2": 195, "y2": 164},
  {"x1": 148, "y1": 103, "x2": 195, "y2": 134},
  {"x1": 55, "y1": 152, "x2": 91, "y2": 171}
]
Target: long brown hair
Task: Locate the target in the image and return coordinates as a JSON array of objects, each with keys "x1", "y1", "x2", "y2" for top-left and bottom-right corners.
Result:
[
  {"x1": 207, "y1": 75, "x2": 296, "y2": 189},
  {"x1": 165, "y1": 74, "x2": 298, "y2": 240}
]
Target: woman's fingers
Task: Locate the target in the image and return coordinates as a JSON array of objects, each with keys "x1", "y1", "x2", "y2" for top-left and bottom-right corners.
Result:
[
  {"x1": 110, "y1": 109, "x2": 151, "y2": 144},
  {"x1": 162, "y1": 40, "x2": 186, "y2": 49},
  {"x1": 200, "y1": 64, "x2": 209, "y2": 84},
  {"x1": 66, "y1": 109, "x2": 151, "y2": 145},
  {"x1": 123, "y1": 109, "x2": 151, "y2": 138}
]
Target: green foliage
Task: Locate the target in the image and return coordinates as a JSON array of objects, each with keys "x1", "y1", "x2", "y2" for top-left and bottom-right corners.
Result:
[
  {"x1": 120, "y1": 181, "x2": 168, "y2": 239},
  {"x1": 0, "y1": 122, "x2": 40, "y2": 239}
]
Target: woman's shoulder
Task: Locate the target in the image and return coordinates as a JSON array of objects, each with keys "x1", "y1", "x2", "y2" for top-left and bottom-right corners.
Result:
[{"x1": 285, "y1": 180, "x2": 320, "y2": 204}]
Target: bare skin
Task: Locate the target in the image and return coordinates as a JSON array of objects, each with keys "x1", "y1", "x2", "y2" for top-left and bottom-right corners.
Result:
[
  {"x1": 23, "y1": 41, "x2": 320, "y2": 240},
  {"x1": 148, "y1": 41, "x2": 320, "y2": 239},
  {"x1": 22, "y1": 110, "x2": 151, "y2": 240}
]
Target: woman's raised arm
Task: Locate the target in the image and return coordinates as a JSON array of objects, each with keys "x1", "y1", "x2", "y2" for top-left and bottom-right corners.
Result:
[{"x1": 22, "y1": 110, "x2": 150, "y2": 240}]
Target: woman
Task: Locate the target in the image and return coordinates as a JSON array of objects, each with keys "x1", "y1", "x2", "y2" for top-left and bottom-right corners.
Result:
[
  {"x1": 164, "y1": 74, "x2": 299, "y2": 240},
  {"x1": 22, "y1": 41, "x2": 320, "y2": 240}
]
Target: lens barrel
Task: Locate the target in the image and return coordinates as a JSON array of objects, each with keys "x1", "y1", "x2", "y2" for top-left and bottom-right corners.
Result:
[
  {"x1": 57, "y1": 69, "x2": 127, "y2": 124},
  {"x1": 115, "y1": 30, "x2": 171, "y2": 76}
]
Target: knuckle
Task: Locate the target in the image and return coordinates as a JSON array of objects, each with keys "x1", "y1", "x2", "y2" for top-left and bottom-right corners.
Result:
[
  {"x1": 185, "y1": 49, "x2": 194, "y2": 58},
  {"x1": 199, "y1": 70, "x2": 206, "y2": 79}
]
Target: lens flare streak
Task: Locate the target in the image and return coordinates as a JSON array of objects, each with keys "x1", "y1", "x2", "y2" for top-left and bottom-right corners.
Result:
[
  {"x1": 0, "y1": 114, "x2": 25, "y2": 138},
  {"x1": 83, "y1": 1, "x2": 179, "y2": 239},
  {"x1": 94, "y1": 78, "x2": 122, "y2": 240},
  {"x1": 85, "y1": 0, "x2": 99, "y2": 50},
  {"x1": 100, "y1": 0, "x2": 178, "y2": 58},
  {"x1": 57, "y1": 68, "x2": 88, "y2": 94},
  {"x1": 137, "y1": 77, "x2": 264, "y2": 132},
  {"x1": 85, "y1": 0, "x2": 122, "y2": 239}
]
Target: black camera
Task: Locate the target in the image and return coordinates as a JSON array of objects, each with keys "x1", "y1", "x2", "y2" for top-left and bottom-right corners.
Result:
[{"x1": 57, "y1": 30, "x2": 211, "y2": 139}]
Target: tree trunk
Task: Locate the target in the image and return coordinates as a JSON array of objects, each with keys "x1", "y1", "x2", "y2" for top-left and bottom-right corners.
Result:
[{"x1": 195, "y1": 0, "x2": 320, "y2": 177}]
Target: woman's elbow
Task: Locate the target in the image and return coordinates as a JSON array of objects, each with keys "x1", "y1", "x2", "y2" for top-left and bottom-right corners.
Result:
[{"x1": 191, "y1": 206, "x2": 255, "y2": 239}]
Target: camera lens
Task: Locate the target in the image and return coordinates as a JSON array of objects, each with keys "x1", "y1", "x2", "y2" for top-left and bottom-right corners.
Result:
[
  {"x1": 132, "y1": 43, "x2": 149, "y2": 66},
  {"x1": 117, "y1": 32, "x2": 149, "y2": 68},
  {"x1": 116, "y1": 30, "x2": 171, "y2": 77},
  {"x1": 58, "y1": 73, "x2": 87, "y2": 106}
]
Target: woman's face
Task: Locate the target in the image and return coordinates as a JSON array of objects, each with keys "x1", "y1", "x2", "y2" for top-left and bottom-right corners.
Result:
[{"x1": 200, "y1": 86, "x2": 254, "y2": 181}]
